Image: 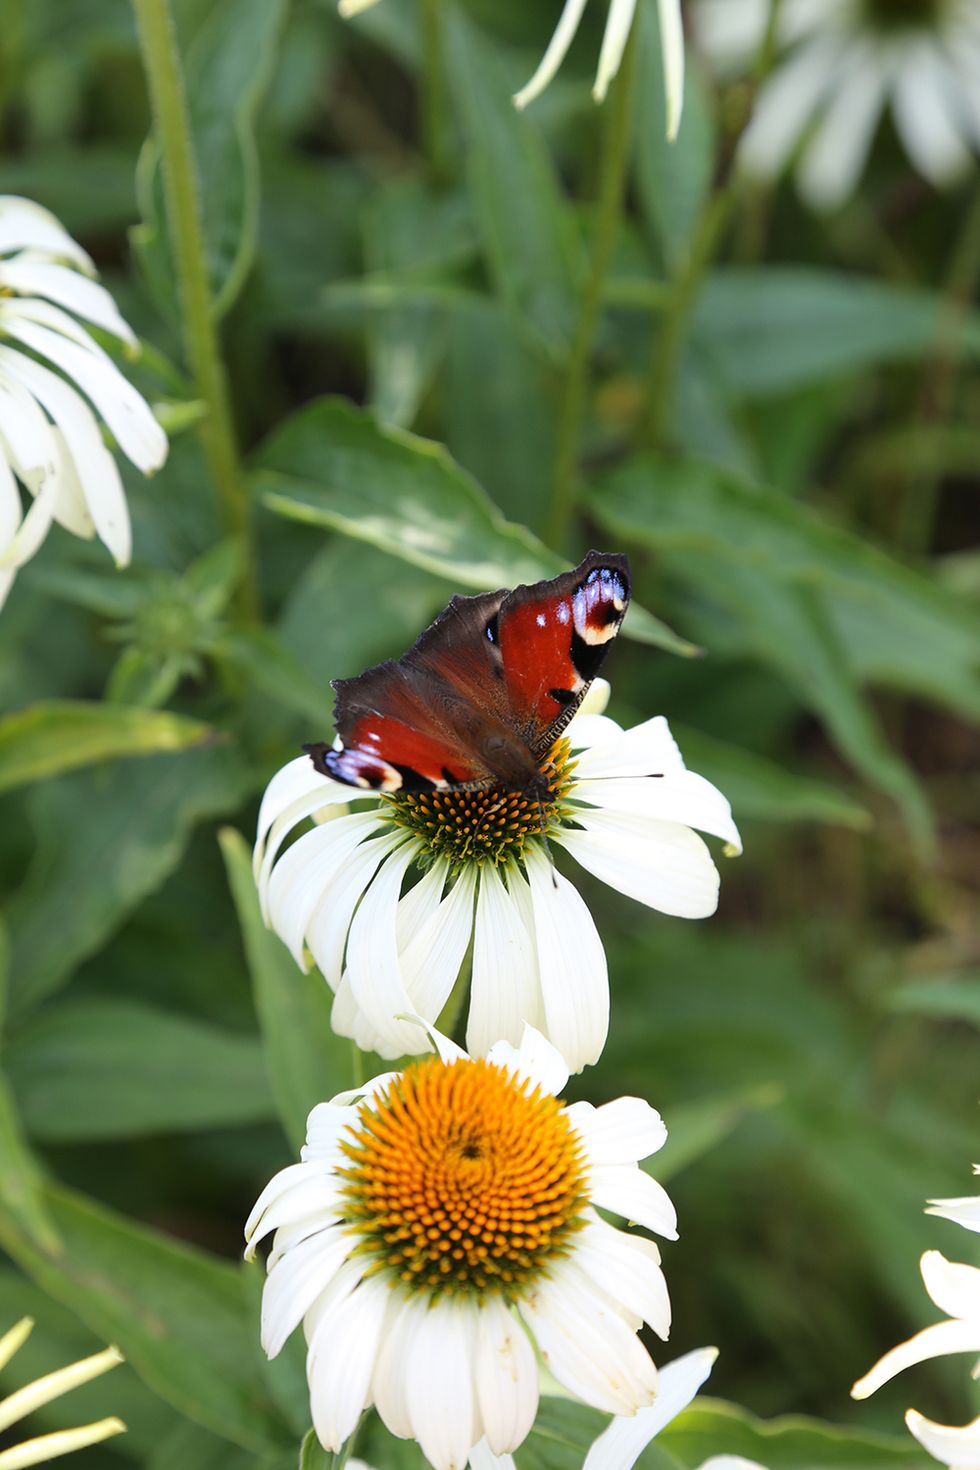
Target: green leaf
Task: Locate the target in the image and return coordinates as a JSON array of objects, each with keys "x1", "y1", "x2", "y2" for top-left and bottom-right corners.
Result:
[
  {"x1": 134, "y1": 0, "x2": 286, "y2": 317},
  {"x1": 0, "y1": 1182, "x2": 289, "y2": 1452},
  {"x1": 254, "y1": 396, "x2": 692, "y2": 655},
  {"x1": 0, "y1": 1068, "x2": 60, "y2": 1253},
  {"x1": 0, "y1": 701, "x2": 213, "y2": 795},
  {"x1": 673, "y1": 724, "x2": 872, "y2": 831},
  {"x1": 882, "y1": 975, "x2": 980, "y2": 1027},
  {"x1": 214, "y1": 628, "x2": 332, "y2": 730},
  {"x1": 658, "y1": 1396, "x2": 923, "y2": 1468},
  {"x1": 220, "y1": 828, "x2": 353, "y2": 1153},
  {"x1": 5, "y1": 997, "x2": 275, "y2": 1141},
  {"x1": 695, "y1": 268, "x2": 980, "y2": 396},
  {"x1": 445, "y1": 9, "x2": 582, "y2": 354},
  {"x1": 148, "y1": 1420, "x2": 291, "y2": 1470},
  {"x1": 6, "y1": 744, "x2": 252, "y2": 1020}
]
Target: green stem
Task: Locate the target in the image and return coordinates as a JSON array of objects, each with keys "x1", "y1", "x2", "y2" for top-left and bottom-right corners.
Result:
[
  {"x1": 130, "y1": 0, "x2": 258, "y2": 617},
  {"x1": 897, "y1": 184, "x2": 980, "y2": 554},
  {"x1": 420, "y1": 0, "x2": 451, "y2": 187},
  {"x1": 545, "y1": 30, "x2": 637, "y2": 549}
]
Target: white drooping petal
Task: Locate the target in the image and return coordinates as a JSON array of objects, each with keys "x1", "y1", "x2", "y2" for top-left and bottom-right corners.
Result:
[
  {"x1": 796, "y1": 42, "x2": 889, "y2": 209},
  {"x1": 468, "y1": 1442, "x2": 516, "y2": 1470},
  {"x1": 0, "y1": 196, "x2": 93, "y2": 269},
  {"x1": 891, "y1": 42, "x2": 972, "y2": 187},
  {"x1": 582, "y1": 1346, "x2": 720, "y2": 1470},
  {"x1": 519, "y1": 1262, "x2": 658, "y2": 1416},
  {"x1": 524, "y1": 847, "x2": 609, "y2": 1072},
  {"x1": 851, "y1": 1319, "x2": 980, "y2": 1400},
  {"x1": 400, "y1": 865, "x2": 477, "y2": 1022},
  {"x1": 593, "y1": 0, "x2": 638, "y2": 102},
  {"x1": 565, "y1": 1096, "x2": 668, "y2": 1166},
  {"x1": 588, "y1": 1162, "x2": 679, "y2": 1240},
  {"x1": 738, "y1": 36, "x2": 842, "y2": 180},
  {"x1": 305, "y1": 828, "x2": 406, "y2": 990},
  {"x1": 578, "y1": 767, "x2": 742, "y2": 853},
  {"x1": 405, "y1": 1299, "x2": 478, "y2": 1470},
  {"x1": 926, "y1": 1194, "x2": 980, "y2": 1234},
  {"x1": 0, "y1": 257, "x2": 137, "y2": 345},
  {"x1": 921, "y1": 1251, "x2": 980, "y2": 1322},
  {"x1": 468, "y1": 863, "x2": 542, "y2": 1057},
  {"x1": 657, "y1": 0, "x2": 685, "y2": 139},
  {"x1": 556, "y1": 808, "x2": 720, "y2": 919},
  {"x1": 373, "y1": 1293, "x2": 429, "y2": 1440},
  {"x1": 905, "y1": 1408, "x2": 980, "y2": 1469},
  {"x1": 345, "y1": 843, "x2": 430, "y2": 1057},
  {"x1": 0, "y1": 366, "x2": 58, "y2": 489},
  {"x1": 256, "y1": 777, "x2": 359, "y2": 907},
  {"x1": 244, "y1": 1161, "x2": 333, "y2": 1253},
  {"x1": 255, "y1": 757, "x2": 353, "y2": 874},
  {"x1": 262, "y1": 1226, "x2": 352, "y2": 1359},
  {"x1": 266, "y1": 812, "x2": 385, "y2": 967},
  {"x1": 487, "y1": 1023, "x2": 570, "y2": 1100},
  {"x1": 513, "y1": 0, "x2": 590, "y2": 110},
  {"x1": 307, "y1": 1275, "x2": 389, "y2": 1449},
  {"x1": 574, "y1": 1216, "x2": 671, "y2": 1339},
  {"x1": 572, "y1": 714, "x2": 684, "y2": 779},
  {"x1": 473, "y1": 1297, "x2": 539, "y2": 1455}
]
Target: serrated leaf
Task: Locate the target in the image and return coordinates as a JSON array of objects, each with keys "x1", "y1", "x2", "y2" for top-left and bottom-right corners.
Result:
[
  {"x1": 0, "y1": 1182, "x2": 290, "y2": 1452},
  {"x1": 5, "y1": 997, "x2": 275, "y2": 1141},
  {"x1": 254, "y1": 397, "x2": 693, "y2": 655},
  {"x1": 0, "y1": 701, "x2": 212, "y2": 795},
  {"x1": 220, "y1": 828, "x2": 353, "y2": 1153}
]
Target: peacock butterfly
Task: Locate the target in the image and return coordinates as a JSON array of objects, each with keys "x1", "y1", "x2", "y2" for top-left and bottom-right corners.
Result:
[{"x1": 303, "y1": 550, "x2": 631, "y2": 802}]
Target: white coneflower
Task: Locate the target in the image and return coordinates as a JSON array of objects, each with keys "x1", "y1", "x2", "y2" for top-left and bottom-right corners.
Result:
[
  {"x1": 514, "y1": 0, "x2": 685, "y2": 134},
  {"x1": 0, "y1": 1317, "x2": 125, "y2": 1468},
  {"x1": 246, "y1": 1024, "x2": 677, "y2": 1470},
  {"x1": 253, "y1": 681, "x2": 739, "y2": 1072},
  {"x1": 0, "y1": 195, "x2": 168, "y2": 610},
  {"x1": 693, "y1": 0, "x2": 980, "y2": 208}
]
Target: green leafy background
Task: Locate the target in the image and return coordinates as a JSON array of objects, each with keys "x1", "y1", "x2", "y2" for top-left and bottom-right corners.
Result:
[{"x1": 0, "y1": 0, "x2": 977, "y2": 1465}]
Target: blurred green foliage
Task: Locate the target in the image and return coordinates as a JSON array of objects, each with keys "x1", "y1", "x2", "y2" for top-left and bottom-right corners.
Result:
[{"x1": 0, "y1": 0, "x2": 978, "y2": 1465}]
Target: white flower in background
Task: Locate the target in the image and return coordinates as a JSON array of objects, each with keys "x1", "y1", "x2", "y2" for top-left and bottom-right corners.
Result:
[
  {"x1": 927, "y1": 1167, "x2": 980, "y2": 1234},
  {"x1": 904, "y1": 1408, "x2": 980, "y2": 1469},
  {"x1": 0, "y1": 1317, "x2": 125, "y2": 1467},
  {"x1": 0, "y1": 195, "x2": 168, "y2": 610},
  {"x1": 254, "y1": 682, "x2": 740, "y2": 1071},
  {"x1": 514, "y1": 0, "x2": 684, "y2": 133},
  {"x1": 693, "y1": 0, "x2": 980, "y2": 208},
  {"x1": 246, "y1": 1024, "x2": 677, "y2": 1470}
]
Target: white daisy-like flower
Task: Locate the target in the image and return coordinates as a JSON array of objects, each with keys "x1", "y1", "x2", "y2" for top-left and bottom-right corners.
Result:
[
  {"x1": 253, "y1": 681, "x2": 740, "y2": 1072},
  {"x1": 0, "y1": 195, "x2": 168, "y2": 610},
  {"x1": 513, "y1": 0, "x2": 684, "y2": 132},
  {"x1": 0, "y1": 1316, "x2": 126, "y2": 1467},
  {"x1": 851, "y1": 1249, "x2": 980, "y2": 1400},
  {"x1": 245, "y1": 1023, "x2": 677, "y2": 1470},
  {"x1": 693, "y1": 0, "x2": 980, "y2": 208}
]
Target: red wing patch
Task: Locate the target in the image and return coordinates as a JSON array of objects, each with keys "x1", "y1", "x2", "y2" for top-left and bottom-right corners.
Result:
[{"x1": 308, "y1": 716, "x2": 482, "y2": 792}]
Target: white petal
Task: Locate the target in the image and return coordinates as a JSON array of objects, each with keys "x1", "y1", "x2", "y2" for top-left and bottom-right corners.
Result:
[
  {"x1": 373, "y1": 1292, "x2": 428, "y2": 1439},
  {"x1": 574, "y1": 678, "x2": 611, "y2": 719},
  {"x1": 267, "y1": 812, "x2": 386, "y2": 967},
  {"x1": 577, "y1": 769, "x2": 741, "y2": 854},
  {"x1": 249, "y1": 1176, "x2": 341, "y2": 1257},
  {"x1": 905, "y1": 1408, "x2": 980, "y2": 1469},
  {"x1": 926, "y1": 1197, "x2": 980, "y2": 1235},
  {"x1": 0, "y1": 258, "x2": 137, "y2": 345},
  {"x1": 574, "y1": 1216, "x2": 671, "y2": 1339},
  {"x1": 0, "y1": 366, "x2": 59, "y2": 487},
  {"x1": 468, "y1": 864, "x2": 542, "y2": 1057},
  {"x1": 851, "y1": 1319, "x2": 980, "y2": 1400},
  {"x1": 262, "y1": 1226, "x2": 352, "y2": 1359},
  {"x1": 0, "y1": 347, "x2": 130, "y2": 564},
  {"x1": 697, "y1": 1460, "x2": 769, "y2": 1470},
  {"x1": 572, "y1": 715, "x2": 683, "y2": 779},
  {"x1": 513, "y1": 0, "x2": 590, "y2": 110},
  {"x1": 658, "y1": 0, "x2": 685, "y2": 139},
  {"x1": 45, "y1": 426, "x2": 96, "y2": 538},
  {"x1": 401, "y1": 865, "x2": 477, "y2": 1021},
  {"x1": 468, "y1": 1442, "x2": 516, "y2": 1470},
  {"x1": 797, "y1": 45, "x2": 889, "y2": 210},
  {"x1": 892, "y1": 43, "x2": 972, "y2": 187},
  {"x1": 594, "y1": 0, "x2": 638, "y2": 102},
  {"x1": 0, "y1": 196, "x2": 93, "y2": 270},
  {"x1": 245, "y1": 1161, "x2": 331, "y2": 1250},
  {"x1": 473, "y1": 1297, "x2": 539, "y2": 1455},
  {"x1": 519, "y1": 1262, "x2": 657, "y2": 1416},
  {"x1": 486, "y1": 1023, "x2": 570, "y2": 1099},
  {"x1": 738, "y1": 37, "x2": 841, "y2": 181},
  {"x1": 305, "y1": 829, "x2": 407, "y2": 989},
  {"x1": 524, "y1": 847, "x2": 609, "y2": 1072},
  {"x1": 346, "y1": 843, "x2": 430, "y2": 1056},
  {"x1": 557, "y1": 808, "x2": 720, "y2": 919},
  {"x1": 396, "y1": 860, "x2": 447, "y2": 952},
  {"x1": 307, "y1": 1275, "x2": 389, "y2": 1449},
  {"x1": 0, "y1": 313, "x2": 166, "y2": 471},
  {"x1": 568, "y1": 713, "x2": 625, "y2": 751},
  {"x1": 255, "y1": 756, "x2": 353, "y2": 872},
  {"x1": 921, "y1": 1251, "x2": 980, "y2": 1322},
  {"x1": 582, "y1": 1346, "x2": 719, "y2": 1470},
  {"x1": 405, "y1": 1300, "x2": 478, "y2": 1470},
  {"x1": 567, "y1": 1096, "x2": 668, "y2": 1166},
  {"x1": 256, "y1": 777, "x2": 360, "y2": 909},
  {"x1": 588, "y1": 1163, "x2": 678, "y2": 1240}
]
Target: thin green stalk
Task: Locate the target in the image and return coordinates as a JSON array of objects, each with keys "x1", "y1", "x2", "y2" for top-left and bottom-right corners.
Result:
[
  {"x1": 545, "y1": 31, "x2": 638, "y2": 550},
  {"x1": 898, "y1": 184, "x2": 980, "y2": 553},
  {"x1": 420, "y1": 0, "x2": 451, "y2": 187},
  {"x1": 131, "y1": 0, "x2": 258, "y2": 617}
]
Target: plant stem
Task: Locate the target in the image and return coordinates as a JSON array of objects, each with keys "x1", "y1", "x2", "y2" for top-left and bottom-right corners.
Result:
[
  {"x1": 420, "y1": 0, "x2": 451, "y2": 187},
  {"x1": 545, "y1": 30, "x2": 637, "y2": 550},
  {"x1": 130, "y1": 0, "x2": 258, "y2": 617}
]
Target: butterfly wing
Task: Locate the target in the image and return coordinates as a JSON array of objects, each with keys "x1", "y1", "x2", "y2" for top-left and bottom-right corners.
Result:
[{"x1": 308, "y1": 552, "x2": 630, "y2": 793}]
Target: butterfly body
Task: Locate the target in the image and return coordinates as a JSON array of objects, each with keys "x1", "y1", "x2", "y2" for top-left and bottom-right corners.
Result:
[{"x1": 304, "y1": 551, "x2": 631, "y2": 798}]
